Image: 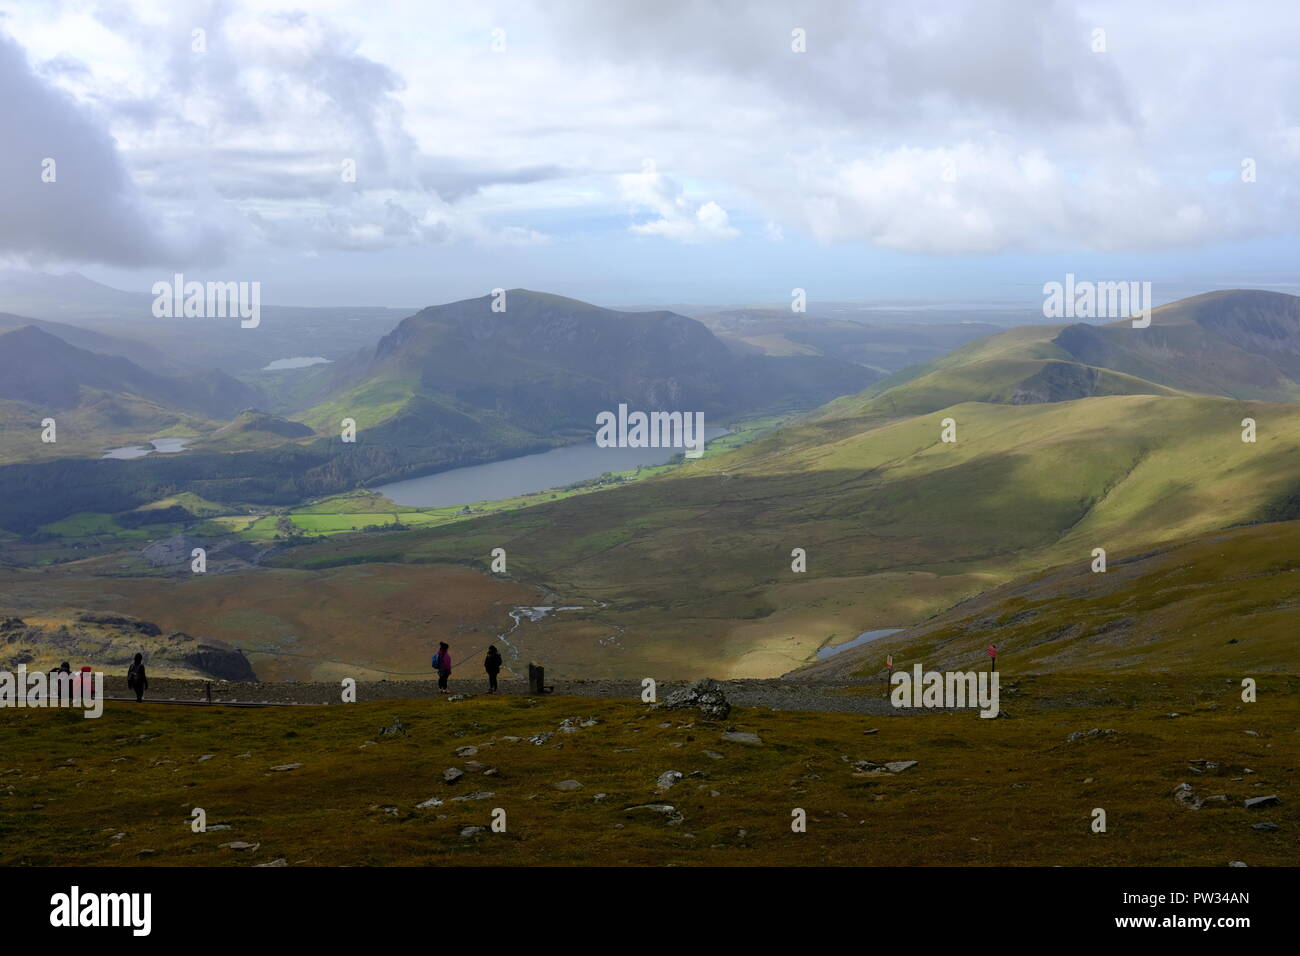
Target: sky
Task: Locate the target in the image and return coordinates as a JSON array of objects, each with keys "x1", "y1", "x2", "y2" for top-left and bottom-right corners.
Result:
[{"x1": 2, "y1": 0, "x2": 1299, "y2": 308}]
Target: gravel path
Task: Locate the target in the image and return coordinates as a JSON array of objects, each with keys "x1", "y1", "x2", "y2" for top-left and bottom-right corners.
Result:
[{"x1": 102, "y1": 674, "x2": 913, "y2": 715}]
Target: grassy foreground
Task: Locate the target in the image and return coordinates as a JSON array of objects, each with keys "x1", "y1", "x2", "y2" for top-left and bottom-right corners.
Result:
[{"x1": 2, "y1": 674, "x2": 1295, "y2": 867}]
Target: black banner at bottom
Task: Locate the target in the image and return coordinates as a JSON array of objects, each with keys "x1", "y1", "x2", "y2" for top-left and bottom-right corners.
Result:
[{"x1": 5, "y1": 865, "x2": 1280, "y2": 940}]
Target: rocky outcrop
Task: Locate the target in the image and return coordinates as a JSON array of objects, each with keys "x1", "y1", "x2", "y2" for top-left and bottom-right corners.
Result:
[
  {"x1": 76, "y1": 612, "x2": 161, "y2": 636},
  {"x1": 155, "y1": 641, "x2": 257, "y2": 682}
]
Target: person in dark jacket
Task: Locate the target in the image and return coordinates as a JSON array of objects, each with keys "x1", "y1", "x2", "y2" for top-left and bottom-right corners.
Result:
[
  {"x1": 432, "y1": 642, "x2": 452, "y2": 693},
  {"x1": 127, "y1": 653, "x2": 148, "y2": 702},
  {"x1": 484, "y1": 645, "x2": 502, "y2": 693}
]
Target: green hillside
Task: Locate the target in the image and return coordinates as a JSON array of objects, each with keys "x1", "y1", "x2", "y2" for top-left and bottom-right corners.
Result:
[
  {"x1": 800, "y1": 518, "x2": 1300, "y2": 680},
  {"x1": 268, "y1": 389, "x2": 1300, "y2": 678}
]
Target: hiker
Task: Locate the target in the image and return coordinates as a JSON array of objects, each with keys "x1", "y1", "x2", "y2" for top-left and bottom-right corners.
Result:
[
  {"x1": 75, "y1": 665, "x2": 95, "y2": 702},
  {"x1": 484, "y1": 645, "x2": 502, "y2": 693},
  {"x1": 54, "y1": 662, "x2": 72, "y2": 704},
  {"x1": 127, "y1": 653, "x2": 148, "y2": 703},
  {"x1": 432, "y1": 642, "x2": 452, "y2": 693}
]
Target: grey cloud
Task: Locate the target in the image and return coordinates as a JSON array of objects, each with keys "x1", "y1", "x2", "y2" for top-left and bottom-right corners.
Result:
[
  {"x1": 0, "y1": 30, "x2": 227, "y2": 267},
  {"x1": 533, "y1": 0, "x2": 1131, "y2": 128}
]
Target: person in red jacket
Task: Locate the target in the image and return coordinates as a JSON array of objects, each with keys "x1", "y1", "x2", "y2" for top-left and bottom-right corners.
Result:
[{"x1": 432, "y1": 642, "x2": 452, "y2": 693}]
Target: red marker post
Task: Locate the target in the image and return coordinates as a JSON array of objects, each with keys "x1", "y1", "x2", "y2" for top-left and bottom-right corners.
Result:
[
  {"x1": 987, "y1": 645, "x2": 997, "y2": 672},
  {"x1": 885, "y1": 654, "x2": 894, "y2": 698}
]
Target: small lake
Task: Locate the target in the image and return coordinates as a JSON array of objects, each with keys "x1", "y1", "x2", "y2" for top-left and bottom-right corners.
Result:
[
  {"x1": 102, "y1": 438, "x2": 191, "y2": 460},
  {"x1": 264, "y1": 356, "x2": 332, "y2": 370},
  {"x1": 374, "y1": 427, "x2": 728, "y2": 508},
  {"x1": 816, "y1": 628, "x2": 905, "y2": 660}
]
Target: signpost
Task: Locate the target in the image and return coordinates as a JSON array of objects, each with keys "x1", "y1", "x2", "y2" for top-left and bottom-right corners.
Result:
[
  {"x1": 987, "y1": 645, "x2": 997, "y2": 672},
  {"x1": 885, "y1": 654, "x2": 893, "y2": 698}
]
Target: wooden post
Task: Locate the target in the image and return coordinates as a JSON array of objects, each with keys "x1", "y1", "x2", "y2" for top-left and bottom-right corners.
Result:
[{"x1": 206, "y1": 682, "x2": 212, "y2": 704}]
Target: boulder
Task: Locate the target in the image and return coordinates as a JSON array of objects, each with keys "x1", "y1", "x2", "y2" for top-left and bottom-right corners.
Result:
[
  {"x1": 656, "y1": 770, "x2": 683, "y2": 792},
  {"x1": 657, "y1": 678, "x2": 731, "y2": 720}
]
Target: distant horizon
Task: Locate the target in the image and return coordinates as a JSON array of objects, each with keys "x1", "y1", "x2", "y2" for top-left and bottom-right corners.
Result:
[{"x1": 4, "y1": 267, "x2": 1300, "y2": 317}]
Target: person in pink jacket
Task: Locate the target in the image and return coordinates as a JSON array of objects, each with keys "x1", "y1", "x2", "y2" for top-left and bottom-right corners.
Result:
[{"x1": 432, "y1": 642, "x2": 452, "y2": 693}]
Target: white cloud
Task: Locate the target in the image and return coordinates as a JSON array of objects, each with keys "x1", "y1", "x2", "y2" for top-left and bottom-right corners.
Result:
[{"x1": 619, "y1": 162, "x2": 739, "y2": 243}]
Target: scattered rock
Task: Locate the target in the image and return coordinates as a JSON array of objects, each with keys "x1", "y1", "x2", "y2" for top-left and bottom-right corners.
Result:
[
  {"x1": 623, "y1": 802, "x2": 684, "y2": 825},
  {"x1": 720, "y1": 731, "x2": 762, "y2": 746},
  {"x1": 527, "y1": 732, "x2": 553, "y2": 746},
  {"x1": 854, "y1": 759, "x2": 918, "y2": 776},
  {"x1": 460, "y1": 826, "x2": 486, "y2": 838},
  {"x1": 863, "y1": 728, "x2": 879, "y2": 735},
  {"x1": 593, "y1": 793, "x2": 608, "y2": 802},
  {"x1": 451, "y1": 791, "x2": 495, "y2": 802},
  {"x1": 255, "y1": 858, "x2": 288, "y2": 867},
  {"x1": 379, "y1": 718, "x2": 406, "y2": 737},
  {"x1": 1066, "y1": 728, "x2": 1116, "y2": 743},
  {"x1": 455, "y1": 746, "x2": 479, "y2": 757},
  {"x1": 702, "y1": 750, "x2": 725, "y2": 760},
  {"x1": 1251, "y1": 822, "x2": 1279, "y2": 831},
  {"x1": 416, "y1": 797, "x2": 443, "y2": 809},
  {"x1": 1229, "y1": 861, "x2": 1248, "y2": 868},
  {"x1": 220, "y1": 841, "x2": 260, "y2": 852},
  {"x1": 443, "y1": 768, "x2": 464, "y2": 784},
  {"x1": 196, "y1": 755, "x2": 215, "y2": 763},
  {"x1": 553, "y1": 779, "x2": 583, "y2": 791},
  {"x1": 269, "y1": 763, "x2": 302, "y2": 772}
]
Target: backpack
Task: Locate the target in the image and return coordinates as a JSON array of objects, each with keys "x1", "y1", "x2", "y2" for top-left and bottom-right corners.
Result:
[{"x1": 431, "y1": 652, "x2": 442, "y2": 670}]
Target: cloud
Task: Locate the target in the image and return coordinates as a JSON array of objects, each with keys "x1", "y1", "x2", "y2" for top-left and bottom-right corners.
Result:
[
  {"x1": 3, "y1": 0, "x2": 1300, "y2": 273},
  {"x1": 0, "y1": 29, "x2": 226, "y2": 267},
  {"x1": 618, "y1": 161, "x2": 739, "y2": 243}
]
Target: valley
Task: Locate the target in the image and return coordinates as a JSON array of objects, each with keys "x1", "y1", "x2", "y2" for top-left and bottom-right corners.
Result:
[{"x1": 5, "y1": 288, "x2": 1300, "y2": 689}]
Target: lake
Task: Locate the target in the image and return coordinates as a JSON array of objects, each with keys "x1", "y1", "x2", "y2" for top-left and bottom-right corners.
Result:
[
  {"x1": 264, "y1": 356, "x2": 332, "y2": 370},
  {"x1": 102, "y1": 438, "x2": 192, "y2": 460},
  {"x1": 816, "y1": 628, "x2": 905, "y2": 660},
  {"x1": 374, "y1": 427, "x2": 727, "y2": 507}
]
